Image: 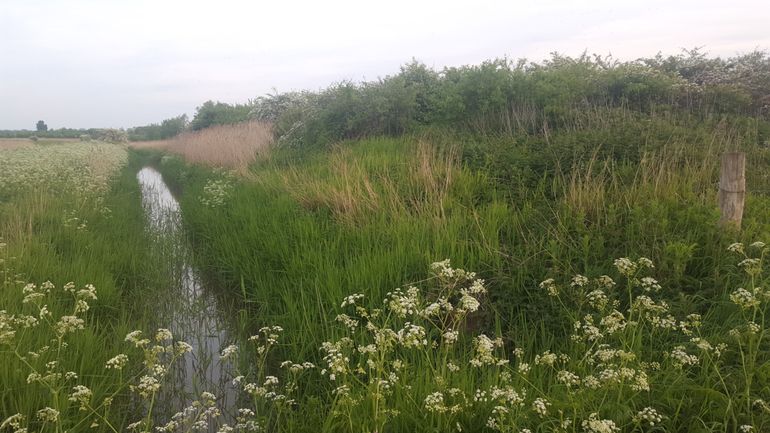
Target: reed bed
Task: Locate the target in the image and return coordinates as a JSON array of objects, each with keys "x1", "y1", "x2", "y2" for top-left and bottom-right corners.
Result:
[{"x1": 131, "y1": 121, "x2": 273, "y2": 170}]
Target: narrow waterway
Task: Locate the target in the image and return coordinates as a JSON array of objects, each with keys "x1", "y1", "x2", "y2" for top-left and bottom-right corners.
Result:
[{"x1": 137, "y1": 166, "x2": 238, "y2": 422}]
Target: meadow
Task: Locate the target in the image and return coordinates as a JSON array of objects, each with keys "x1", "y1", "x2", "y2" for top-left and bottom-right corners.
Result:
[{"x1": 4, "y1": 51, "x2": 770, "y2": 433}]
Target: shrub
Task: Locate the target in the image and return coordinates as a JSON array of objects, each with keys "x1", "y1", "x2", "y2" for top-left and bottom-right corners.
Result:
[{"x1": 99, "y1": 129, "x2": 128, "y2": 143}]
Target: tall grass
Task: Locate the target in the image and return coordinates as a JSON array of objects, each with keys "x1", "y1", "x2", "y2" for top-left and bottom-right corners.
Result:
[
  {"x1": 131, "y1": 121, "x2": 273, "y2": 171},
  {"x1": 0, "y1": 143, "x2": 171, "y2": 428},
  {"x1": 145, "y1": 107, "x2": 770, "y2": 431}
]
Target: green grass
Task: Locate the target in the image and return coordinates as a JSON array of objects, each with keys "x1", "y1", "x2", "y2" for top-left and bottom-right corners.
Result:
[
  {"x1": 5, "y1": 109, "x2": 770, "y2": 431},
  {"x1": 146, "y1": 111, "x2": 770, "y2": 432},
  {"x1": 0, "y1": 146, "x2": 170, "y2": 430}
]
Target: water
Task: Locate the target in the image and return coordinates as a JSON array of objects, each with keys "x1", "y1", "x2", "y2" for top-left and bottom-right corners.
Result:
[{"x1": 137, "y1": 166, "x2": 238, "y2": 421}]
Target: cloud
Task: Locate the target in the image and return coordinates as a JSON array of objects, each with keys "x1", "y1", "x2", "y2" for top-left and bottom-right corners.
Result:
[{"x1": 1, "y1": 0, "x2": 768, "y2": 129}]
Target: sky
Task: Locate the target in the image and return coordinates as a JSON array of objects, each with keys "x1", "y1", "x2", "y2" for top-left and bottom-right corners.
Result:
[{"x1": 1, "y1": 0, "x2": 769, "y2": 130}]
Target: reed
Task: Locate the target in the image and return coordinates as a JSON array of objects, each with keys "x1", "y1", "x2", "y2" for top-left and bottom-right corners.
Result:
[{"x1": 131, "y1": 121, "x2": 273, "y2": 171}]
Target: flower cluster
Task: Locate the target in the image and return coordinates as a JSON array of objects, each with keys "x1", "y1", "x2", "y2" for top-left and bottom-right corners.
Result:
[{"x1": 200, "y1": 177, "x2": 234, "y2": 208}]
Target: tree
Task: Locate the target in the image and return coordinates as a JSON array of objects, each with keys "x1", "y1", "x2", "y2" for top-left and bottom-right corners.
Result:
[
  {"x1": 36, "y1": 120, "x2": 48, "y2": 132},
  {"x1": 190, "y1": 101, "x2": 251, "y2": 130}
]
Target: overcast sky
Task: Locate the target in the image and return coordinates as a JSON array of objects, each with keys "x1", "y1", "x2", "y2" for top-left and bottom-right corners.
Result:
[{"x1": 1, "y1": 0, "x2": 769, "y2": 130}]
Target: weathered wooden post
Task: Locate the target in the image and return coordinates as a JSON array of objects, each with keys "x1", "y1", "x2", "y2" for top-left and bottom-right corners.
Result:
[{"x1": 718, "y1": 152, "x2": 746, "y2": 229}]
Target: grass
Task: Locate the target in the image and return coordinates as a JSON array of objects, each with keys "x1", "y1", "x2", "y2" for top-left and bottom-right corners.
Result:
[
  {"x1": 130, "y1": 121, "x2": 273, "y2": 171},
  {"x1": 140, "y1": 109, "x2": 770, "y2": 431},
  {"x1": 5, "y1": 88, "x2": 770, "y2": 432},
  {"x1": 0, "y1": 142, "x2": 172, "y2": 430}
]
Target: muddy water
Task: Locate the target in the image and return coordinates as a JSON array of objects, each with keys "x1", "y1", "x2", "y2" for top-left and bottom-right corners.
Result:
[{"x1": 137, "y1": 166, "x2": 238, "y2": 421}]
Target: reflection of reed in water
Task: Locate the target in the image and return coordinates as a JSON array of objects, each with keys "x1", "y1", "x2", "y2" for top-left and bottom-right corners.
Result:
[{"x1": 137, "y1": 167, "x2": 239, "y2": 426}]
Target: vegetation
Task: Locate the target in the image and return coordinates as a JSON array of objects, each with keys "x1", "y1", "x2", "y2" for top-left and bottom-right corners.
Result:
[
  {"x1": 0, "y1": 129, "x2": 122, "y2": 140},
  {"x1": 189, "y1": 101, "x2": 253, "y2": 131},
  {"x1": 130, "y1": 121, "x2": 272, "y2": 170},
  {"x1": 127, "y1": 115, "x2": 188, "y2": 142},
  {"x1": 248, "y1": 50, "x2": 770, "y2": 148},
  {"x1": 4, "y1": 50, "x2": 770, "y2": 432},
  {"x1": 0, "y1": 142, "x2": 170, "y2": 430}
]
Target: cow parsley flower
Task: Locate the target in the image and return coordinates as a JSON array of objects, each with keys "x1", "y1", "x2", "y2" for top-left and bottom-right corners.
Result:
[
  {"x1": 582, "y1": 413, "x2": 619, "y2": 433},
  {"x1": 105, "y1": 354, "x2": 129, "y2": 370},
  {"x1": 633, "y1": 407, "x2": 662, "y2": 426}
]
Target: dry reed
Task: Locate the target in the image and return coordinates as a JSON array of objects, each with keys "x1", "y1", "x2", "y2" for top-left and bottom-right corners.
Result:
[
  {"x1": 131, "y1": 121, "x2": 273, "y2": 170},
  {"x1": 275, "y1": 140, "x2": 459, "y2": 225}
]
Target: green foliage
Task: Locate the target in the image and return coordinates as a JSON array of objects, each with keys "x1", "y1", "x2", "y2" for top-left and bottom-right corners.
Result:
[
  {"x1": 147, "y1": 125, "x2": 770, "y2": 431},
  {"x1": 0, "y1": 148, "x2": 167, "y2": 428},
  {"x1": 189, "y1": 100, "x2": 252, "y2": 131},
  {"x1": 0, "y1": 128, "x2": 107, "y2": 140},
  {"x1": 247, "y1": 51, "x2": 770, "y2": 148},
  {"x1": 127, "y1": 114, "x2": 188, "y2": 141},
  {"x1": 36, "y1": 120, "x2": 48, "y2": 133}
]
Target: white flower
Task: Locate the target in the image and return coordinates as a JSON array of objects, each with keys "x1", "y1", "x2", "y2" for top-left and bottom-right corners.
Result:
[
  {"x1": 670, "y1": 345, "x2": 699, "y2": 368},
  {"x1": 155, "y1": 328, "x2": 173, "y2": 342},
  {"x1": 335, "y1": 314, "x2": 358, "y2": 330},
  {"x1": 69, "y1": 385, "x2": 92, "y2": 410},
  {"x1": 582, "y1": 413, "x2": 619, "y2": 433},
  {"x1": 0, "y1": 414, "x2": 25, "y2": 431},
  {"x1": 443, "y1": 330, "x2": 459, "y2": 345},
  {"x1": 738, "y1": 258, "x2": 763, "y2": 276},
  {"x1": 220, "y1": 344, "x2": 238, "y2": 360},
  {"x1": 341, "y1": 293, "x2": 364, "y2": 307},
  {"x1": 571, "y1": 274, "x2": 589, "y2": 288},
  {"x1": 133, "y1": 375, "x2": 160, "y2": 398},
  {"x1": 458, "y1": 291, "x2": 480, "y2": 313},
  {"x1": 640, "y1": 277, "x2": 661, "y2": 292},
  {"x1": 637, "y1": 257, "x2": 654, "y2": 269},
  {"x1": 596, "y1": 275, "x2": 616, "y2": 289},
  {"x1": 586, "y1": 290, "x2": 608, "y2": 310},
  {"x1": 539, "y1": 278, "x2": 558, "y2": 296},
  {"x1": 175, "y1": 341, "x2": 193, "y2": 355},
  {"x1": 55, "y1": 315, "x2": 84, "y2": 335},
  {"x1": 424, "y1": 391, "x2": 446, "y2": 413},
  {"x1": 36, "y1": 407, "x2": 60, "y2": 423},
  {"x1": 557, "y1": 370, "x2": 581, "y2": 387},
  {"x1": 105, "y1": 354, "x2": 128, "y2": 369},
  {"x1": 634, "y1": 407, "x2": 663, "y2": 426},
  {"x1": 534, "y1": 350, "x2": 557, "y2": 366},
  {"x1": 614, "y1": 258, "x2": 637, "y2": 276},
  {"x1": 531, "y1": 398, "x2": 550, "y2": 416},
  {"x1": 470, "y1": 334, "x2": 504, "y2": 367},
  {"x1": 397, "y1": 323, "x2": 428, "y2": 348},
  {"x1": 730, "y1": 288, "x2": 760, "y2": 309}
]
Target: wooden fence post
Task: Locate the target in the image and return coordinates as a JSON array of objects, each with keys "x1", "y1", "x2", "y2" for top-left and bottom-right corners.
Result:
[{"x1": 719, "y1": 152, "x2": 746, "y2": 229}]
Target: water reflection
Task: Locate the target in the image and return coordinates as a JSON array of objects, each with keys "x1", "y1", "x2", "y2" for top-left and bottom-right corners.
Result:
[{"x1": 137, "y1": 166, "x2": 237, "y2": 422}]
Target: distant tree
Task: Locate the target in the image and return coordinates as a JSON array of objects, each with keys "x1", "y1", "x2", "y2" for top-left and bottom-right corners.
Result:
[
  {"x1": 159, "y1": 114, "x2": 188, "y2": 138},
  {"x1": 127, "y1": 114, "x2": 188, "y2": 141},
  {"x1": 190, "y1": 101, "x2": 251, "y2": 130},
  {"x1": 36, "y1": 120, "x2": 48, "y2": 132},
  {"x1": 100, "y1": 128, "x2": 128, "y2": 143}
]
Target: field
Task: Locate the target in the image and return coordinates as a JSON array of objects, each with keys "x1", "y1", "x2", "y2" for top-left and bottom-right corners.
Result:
[{"x1": 4, "y1": 53, "x2": 770, "y2": 433}]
